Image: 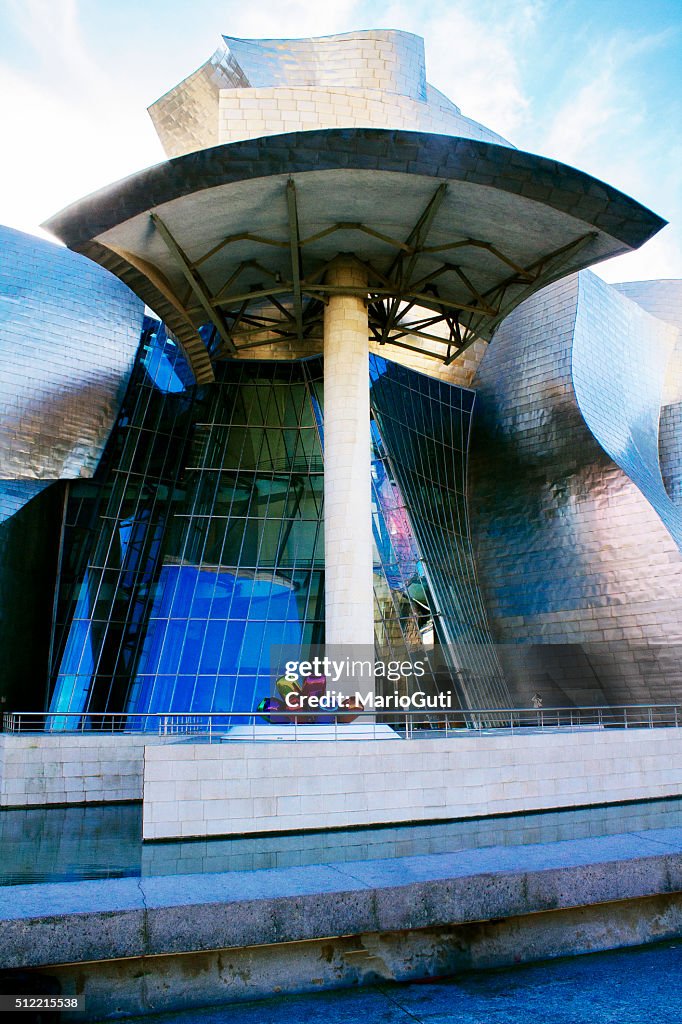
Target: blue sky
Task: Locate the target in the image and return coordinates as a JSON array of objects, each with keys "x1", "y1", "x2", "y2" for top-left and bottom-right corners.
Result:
[{"x1": 0, "y1": 0, "x2": 680, "y2": 281}]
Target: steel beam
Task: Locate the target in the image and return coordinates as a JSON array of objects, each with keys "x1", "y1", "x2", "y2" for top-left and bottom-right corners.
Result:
[
  {"x1": 150, "y1": 213, "x2": 237, "y2": 355},
  {"x1": 286, "y1": 179, "x2": 304, "y2": 344}
]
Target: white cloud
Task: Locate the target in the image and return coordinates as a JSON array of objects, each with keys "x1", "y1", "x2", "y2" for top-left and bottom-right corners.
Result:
[
  {"x1": 533, "y1": 27, "x2": 682, "y2": 281},
  {"x1": 0, "y1": 0, "x2": 365, "y2": 237},
  {"x1": 381, "y1": 0, "x2": 542, "y2": 138},
  {"x1": 539, "y1": 29, "x2": 672, "y2": 166},
  {"x1": 596, "y1": 229, "x2": 682, "y2": 285},
  {"x1": 0, "y1": 0, "x2": 679, "y2": 282},
  {"x1": 0, "y1": 58, "x2": 164, "y2": 239},
  {"x1": 3, "y1": 0, "x2": 105, "y2": 96}
]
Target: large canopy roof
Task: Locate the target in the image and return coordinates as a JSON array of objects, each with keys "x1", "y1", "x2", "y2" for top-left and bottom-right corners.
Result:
[{"x1": 46, "y1": 129, "x2": 666, "y2": 384}]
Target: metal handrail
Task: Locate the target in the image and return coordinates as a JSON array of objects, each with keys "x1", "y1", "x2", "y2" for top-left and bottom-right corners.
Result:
[{"x1": 3, "y1": 704, "x2": 682, "y2": 740}]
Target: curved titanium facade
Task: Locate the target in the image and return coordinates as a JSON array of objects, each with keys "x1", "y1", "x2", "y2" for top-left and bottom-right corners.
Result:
[
  {"x1": 0, "y1": 226, "x2": 144, "y2": 494},
  {"x1": 571, "y1": 272, "x2": 682, "y2": 550},
  {"x1": 612, "y1": 280, "x2": 682, "y2": 506},
  {"x1": 469, "y1": 272, "x2": 682, "y2": 707},
  {"x1": 149, "y1": 30, "x2": 510, "y2": 158}
]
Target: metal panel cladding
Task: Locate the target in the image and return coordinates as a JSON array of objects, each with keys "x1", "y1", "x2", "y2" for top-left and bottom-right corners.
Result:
[
  {"x1": 0, "y1": 226, "x2": 144, "y2": 500},
  {"x1": 469, "y1": 271, "x2": 682, "y2": 707}
]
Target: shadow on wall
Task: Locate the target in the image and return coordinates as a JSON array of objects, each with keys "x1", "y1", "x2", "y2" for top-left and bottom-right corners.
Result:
[{"x1": 0, "y1": 483, "x2": 64, "y2": 712}]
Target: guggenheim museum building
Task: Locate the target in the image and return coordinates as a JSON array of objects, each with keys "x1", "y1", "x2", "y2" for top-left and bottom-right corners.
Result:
[{"x1": 1, "y1": 30, "x2": 680, "y2": 725}]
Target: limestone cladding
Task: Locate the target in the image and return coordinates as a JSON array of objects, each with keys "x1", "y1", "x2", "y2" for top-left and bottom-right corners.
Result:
[
  {"x1": 143, "y1": 728, "x2": 682, "y2": 839},
  {"x1": 0, "y1": 734, "x2": 173, "y2": 807},
  {"x1": 323, "y1": 260, "x2": 374, "y2": 652}
]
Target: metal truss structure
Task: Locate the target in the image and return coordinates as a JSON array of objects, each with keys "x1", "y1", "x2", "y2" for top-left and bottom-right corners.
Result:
[{"x1": 151, "y1": 179, "x2": 596, "y2": 366}]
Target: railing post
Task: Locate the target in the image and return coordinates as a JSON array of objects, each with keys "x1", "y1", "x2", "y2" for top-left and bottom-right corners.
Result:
[{"x1": 7, "y1": 702, "x2": 677, "y2": 741}]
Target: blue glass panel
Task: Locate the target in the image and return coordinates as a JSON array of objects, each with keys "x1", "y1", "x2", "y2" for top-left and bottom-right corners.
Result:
[
  {"x1": 51, "y1": 344, "x2": 327, "y2": 723},
  {"x1": 48, "y1": 574, "x2": 97, "y2": 729},
  {"x1": 126, "y1": 565, "x2": 304, "y2": 718},
  {"x1": 140, "y1": 319, "x2": 194, "y2": 394}
]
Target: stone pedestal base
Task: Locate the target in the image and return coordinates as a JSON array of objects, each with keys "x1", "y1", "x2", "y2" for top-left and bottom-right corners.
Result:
[{"x1": 220, "y1": 723, "x2": 400, "y2": 742}]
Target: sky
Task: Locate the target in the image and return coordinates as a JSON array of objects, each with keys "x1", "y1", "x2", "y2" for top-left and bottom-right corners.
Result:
[{"x1": 0, "y1": 0, "x2": 680, "y2": 282}]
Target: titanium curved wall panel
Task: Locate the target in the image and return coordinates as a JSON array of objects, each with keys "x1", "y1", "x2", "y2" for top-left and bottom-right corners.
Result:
[
  {"x1": 660, "y1": 333, "x2": 682, "y2": 507},
  {"x1": 612, "y1": 280, "x2": 682, "y2": 330},
  {"x1": 223, "y1": 32, "x2": 428, "y2": 95},
  {"x1": 146, "y1": 46, "x2": 249, "y2": 156},
  {"x1": 571, "y1": 272, "x2": 682, "y2": 549},
  {"x1": 0, "y1": 480, "x2": 52, "y2": 525},
  {"x1": 149, "y1": 30, "x2": 511, "y2": 158},
  {"x1": 611, "y1": 281, "x2": 682, "y2": 507},
  {"x1": 469, "y1": 273, "x2": 682, "y2": 707},
  {"x1": 0, "y1": 226, "x2": 144, "y2": 495},
  {"x1": 660, "y1": 388, "x2": 682, "y2": 504}
]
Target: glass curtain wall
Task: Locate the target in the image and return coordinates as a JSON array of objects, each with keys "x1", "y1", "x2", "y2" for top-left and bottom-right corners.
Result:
[
  {"x1": 48, "y1": 323, "x2": 196, "y2": 725},
  {"x1": 49, "y1": 330, "x2": 324, "y2": 722},
  {"x1": 369, "y1": 355, "x2": 510, "y2": 709},
  {"x1": 47, "y1": 326, "x2": 504, "y2": 724},
  {"x1": 126, "y1": 356, "x2": 325, "y2": 717}
]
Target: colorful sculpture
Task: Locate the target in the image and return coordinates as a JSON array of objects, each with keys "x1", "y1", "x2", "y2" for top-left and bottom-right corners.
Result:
[{"x1": 257, "y1": 675, "x2": 364, "y2": 724}]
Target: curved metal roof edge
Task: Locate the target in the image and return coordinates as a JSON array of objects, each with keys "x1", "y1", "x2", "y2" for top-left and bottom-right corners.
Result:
[
  {"x1": 79, "y1": 240, "x2": 215, "y2": 384},
  {"x1": 44, "y1": 129, "x2": 667, "y2": 253}
]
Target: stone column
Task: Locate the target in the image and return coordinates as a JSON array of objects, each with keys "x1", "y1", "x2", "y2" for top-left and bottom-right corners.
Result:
[{"x1": 323, "y1": 258, "x2": 375, "y2": 664}]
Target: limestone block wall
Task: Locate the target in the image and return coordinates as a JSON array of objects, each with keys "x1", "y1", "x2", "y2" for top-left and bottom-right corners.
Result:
[
  {"x1": 217, "y1": 85, "x2": 506, "y2": 147},
  {"x1": 143, "y1": 728, "x2": 682, "y2": 839},
  {"x1": 0, "y1": 734, "x2": 173, "y2": 807}
]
